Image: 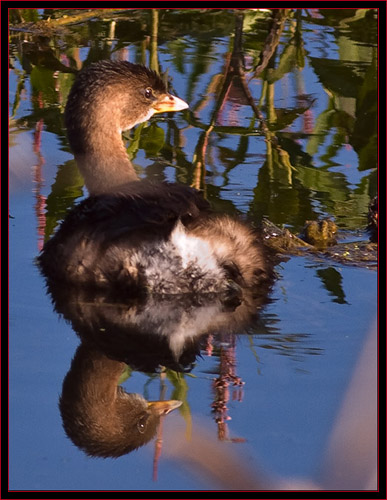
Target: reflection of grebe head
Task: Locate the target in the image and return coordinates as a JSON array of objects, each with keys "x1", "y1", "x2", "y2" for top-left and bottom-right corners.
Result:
[{"x1": 59, "y1": 344, "x2": 181, "y2": 458}]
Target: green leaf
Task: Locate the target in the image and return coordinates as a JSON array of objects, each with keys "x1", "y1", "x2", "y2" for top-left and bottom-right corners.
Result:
[
  {"x1": 29, "y1": 66, "x2": 56, "y2": 102},
  {"x1": 309, "y1": 57, "x2": 364, "y2": 98},
  {"x1": 43, "y1": 160, "x2": 84, "y2": 241},
  {"x1": 118, "y1": 365, "x2": 133, "y2": 385},
  {"x1": 125, "y1": 123, "x2": 146, "y2": 160},
  {"x1": 266, "y1": 42, "x2": 303, "y2": 84},
  {"x1": 139, "y1": 123, "x2": 165, "y2": 157},
  {"x1": 166, "y1": 370, "x2": 192, "y2": 432}
]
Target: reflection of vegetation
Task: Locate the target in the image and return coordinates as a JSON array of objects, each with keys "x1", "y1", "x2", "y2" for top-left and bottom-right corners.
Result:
[
  {"x1": 166, "y1": 370, "x2": 192, "y2": 433},
  {"x1": 9, "y1": 9, "x2": 377, "y2": 231},
  {"x1": 9, "y1": 8, "x2": 377, "y2": 301},
  {"x1": 43, "y1": 160, "x2": 84, "y2": 242},
  {"x1": 352, "y1": 49, "x2": 378, "y2": 171},
  {"x1": 316, "y1": 267, "x2": 348, "y2": 304},
  {"x1": 9, "y1": 10, "x2": 377, "y2": 259},
  {"x1": 210, "y1": 335, "x2": 246, "y2": 443},
  {"x1": 254, "y1": 333, "x2": 324, "y2": 361}
]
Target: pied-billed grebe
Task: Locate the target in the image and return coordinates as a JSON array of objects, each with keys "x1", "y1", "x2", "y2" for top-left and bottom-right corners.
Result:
[{"x1": 38, "y1": 60, "x2": 273, "y2": 297}]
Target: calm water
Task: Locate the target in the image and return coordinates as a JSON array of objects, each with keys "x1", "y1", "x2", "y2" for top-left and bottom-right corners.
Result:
[{"x1": 9, "y1": 8, "x2": 378, "y2": 491}]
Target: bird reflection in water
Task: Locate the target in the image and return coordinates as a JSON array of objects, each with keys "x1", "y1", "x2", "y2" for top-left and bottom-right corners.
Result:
[
  {"x1": 43, "y1": 276, "x2": 272, "y2": 461},
  {"x1": 60, "y1": 342, "x2": 181, "y2": 458}
]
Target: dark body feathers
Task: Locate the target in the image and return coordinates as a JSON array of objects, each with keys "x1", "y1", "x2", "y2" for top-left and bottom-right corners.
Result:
[{"x1": 38, "y1": 61, "x2": 273, "y2": 299}]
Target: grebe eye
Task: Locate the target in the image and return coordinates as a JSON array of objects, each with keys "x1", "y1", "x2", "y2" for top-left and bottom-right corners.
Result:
[
  {"x1": 144, "y1": 88, "x2": 153, "y2": 99},
  {"x1": 137, "y1": 415, "x2": 149, "y2": 434}
]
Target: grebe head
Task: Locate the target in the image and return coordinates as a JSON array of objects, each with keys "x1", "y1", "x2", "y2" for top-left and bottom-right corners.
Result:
[{"x1": 64, "y1": 60, "x2": 188, "y2": 194}]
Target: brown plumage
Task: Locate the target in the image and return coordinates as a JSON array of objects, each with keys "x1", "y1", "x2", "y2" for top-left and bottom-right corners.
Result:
[
  {"x1": 38, "y1": 60, "x2": 273, "y2": 298},
  {"x1": 60, "y1": 343, "x2": 181, "y2": 458}
]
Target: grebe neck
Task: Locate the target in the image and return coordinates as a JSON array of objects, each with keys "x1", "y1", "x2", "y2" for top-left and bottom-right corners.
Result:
[{"x1": 73, "y1": 125, "x2": 139, "y2": 195}]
